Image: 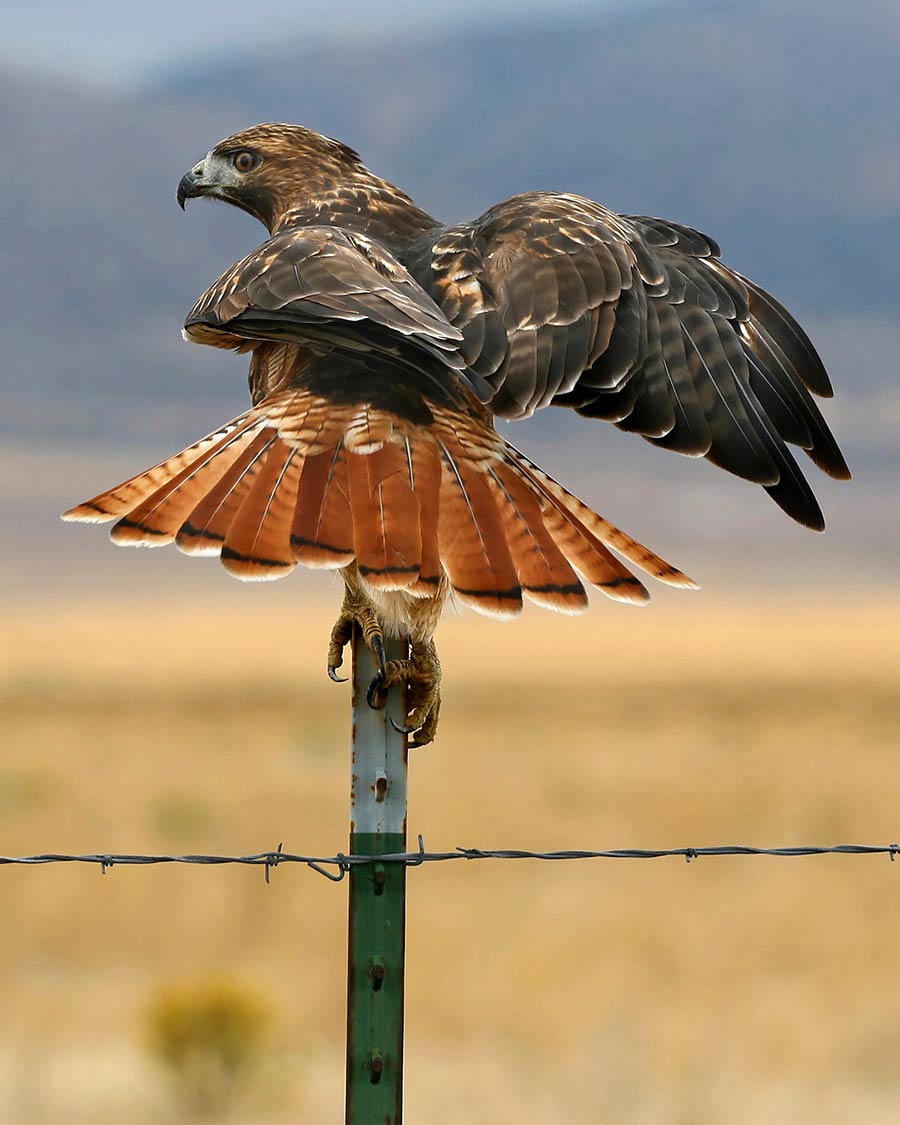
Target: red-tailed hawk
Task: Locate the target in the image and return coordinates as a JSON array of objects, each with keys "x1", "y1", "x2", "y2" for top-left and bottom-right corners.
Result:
[{"x1": 63, "y1": 123, "x2": 849, "y2": 744}]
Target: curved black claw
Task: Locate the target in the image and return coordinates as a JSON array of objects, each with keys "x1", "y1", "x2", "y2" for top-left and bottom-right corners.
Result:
[
  {"x1": 328, "y1": 665, "x2": 348, "y2": 683},
  {"x1": 390, "y1": 716, "x2": 418, "y2": 735},
  {"x1": 366, "y1": 669, "x2": 387, "y2": 710},
  {"x1": 372, "y1": 634, "x2": 386, "y2": 673}
]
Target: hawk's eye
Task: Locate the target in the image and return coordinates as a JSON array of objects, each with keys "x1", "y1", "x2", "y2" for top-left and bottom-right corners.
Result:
[{"x1": 233, "y1": 151, "x2": 257, "y2": 173}]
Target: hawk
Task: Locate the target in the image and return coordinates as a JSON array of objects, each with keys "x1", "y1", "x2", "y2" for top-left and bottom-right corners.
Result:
[{"x1": 63, "y1": 123, "x2": 849, "y2": 745}]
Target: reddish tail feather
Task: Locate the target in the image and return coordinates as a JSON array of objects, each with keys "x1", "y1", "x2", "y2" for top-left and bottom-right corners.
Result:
[{"x1": 63, "y1": 398, "x2": 695, "y2": 612}]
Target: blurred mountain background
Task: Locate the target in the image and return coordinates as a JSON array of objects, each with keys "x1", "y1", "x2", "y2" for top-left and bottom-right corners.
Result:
[{"x1": 2, "y1": 0, "x2": 898, "y2": 594}]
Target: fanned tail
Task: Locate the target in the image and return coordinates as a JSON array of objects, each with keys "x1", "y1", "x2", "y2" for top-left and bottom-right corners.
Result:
[{"x1": 63, "y1": 391, "x2": 695, "y2": 607}]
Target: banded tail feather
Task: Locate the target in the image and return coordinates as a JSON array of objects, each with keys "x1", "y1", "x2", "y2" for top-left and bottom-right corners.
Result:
[
  {"x1": 221, "y1": 440, "x2": 301, "y2": 579},
  {"x1": 61, "y1": 415, "x2": 255, "y2": 524},
  {"x1": 112, "y1": 424, "x2": 271, "y2": 548},
  {"x1": 487, "y1": 463, "x2": 589, "y2": 614},
  {"x1": 346, "y1": 442, "x2": 422, "y2": 590},
  {"x1": 505, "y1": 446, "x2": 700, "y2": 592},
  {"x1": 406, "y1": 438, "x2": 443, "y2": 596},
  {"x1": 63, "y1": 397, "x2": 695, "y2": 609},
  {"x1": 174, "y1": 429, "x2": 278, "y2": 556},
  {"x1": 436, "y1": 437, "x2": 523, "y2": 618},
  {"x1": 290, "y1": 446, "x2": 354, "y2": 569}
]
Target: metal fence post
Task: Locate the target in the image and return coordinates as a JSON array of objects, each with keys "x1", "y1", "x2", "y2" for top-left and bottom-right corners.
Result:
[{"x1": 346, "y1": 626, "x2": 409, "y2": 1124}]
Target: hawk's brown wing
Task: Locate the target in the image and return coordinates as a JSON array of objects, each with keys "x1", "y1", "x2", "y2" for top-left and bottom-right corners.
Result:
[
  {"x1": 413, "y1": 192, "x2": 850, "y2": 529},
  {"x1": 184, "y1": 224, "x2": 494, "y2": 404}
]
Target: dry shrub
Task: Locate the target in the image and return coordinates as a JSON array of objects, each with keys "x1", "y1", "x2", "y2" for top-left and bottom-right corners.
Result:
[{"x1": 145, "y1": 977, "x2": 272, "y2": 1118}]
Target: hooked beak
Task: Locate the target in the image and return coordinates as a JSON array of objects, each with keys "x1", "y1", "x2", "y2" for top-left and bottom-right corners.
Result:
[{"x1": 176, "y1": 162, "x2": 209, "y2": 210}]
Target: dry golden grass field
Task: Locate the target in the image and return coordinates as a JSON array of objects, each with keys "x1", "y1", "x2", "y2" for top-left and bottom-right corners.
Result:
[{"x1": 2, "y1": 590, "x2": 899, "y2": 1123}]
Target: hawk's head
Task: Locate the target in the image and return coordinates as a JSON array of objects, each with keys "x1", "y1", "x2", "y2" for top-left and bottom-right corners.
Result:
[{"x1": 176, "y1": 122, "x2": 364, "y2": 230}]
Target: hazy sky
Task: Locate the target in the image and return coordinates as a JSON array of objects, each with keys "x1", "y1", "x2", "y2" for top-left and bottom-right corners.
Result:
[{"x1": 3, "y1": 0, "x2": 637, "y2": 83}]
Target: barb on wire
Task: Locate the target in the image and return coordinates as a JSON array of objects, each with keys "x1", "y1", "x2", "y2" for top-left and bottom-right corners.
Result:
[{"x1": 0, "y1": 837, "x2": 897, "y2": 882}]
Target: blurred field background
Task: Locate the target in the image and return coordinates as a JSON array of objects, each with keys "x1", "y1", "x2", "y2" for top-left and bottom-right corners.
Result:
[
  {"x1": 3, "y1": 0, "x2": 899, "y2": 1120},
  {"x1": 2, "y1": 590, "x2": 900, "y2": 1123}
]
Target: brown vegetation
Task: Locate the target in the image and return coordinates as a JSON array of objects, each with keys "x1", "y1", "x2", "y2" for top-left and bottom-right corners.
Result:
[{"x1": 1, "y1": 592, "x2": 898, "y2": 1122}]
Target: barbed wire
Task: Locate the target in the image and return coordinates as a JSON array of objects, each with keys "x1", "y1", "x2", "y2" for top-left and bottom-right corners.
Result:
[{"x1": 0, "y1": 837, "x2": 897, "y2": 883}]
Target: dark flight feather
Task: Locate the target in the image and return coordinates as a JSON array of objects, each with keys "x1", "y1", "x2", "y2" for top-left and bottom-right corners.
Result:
[{"x1": 420, "y1": 193, "x2": 848, "y2": 526}]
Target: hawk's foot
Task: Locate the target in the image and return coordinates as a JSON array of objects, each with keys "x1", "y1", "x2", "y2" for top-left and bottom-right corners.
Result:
[
  {"x1": 367, "y1": 639, "x2": 442, "y2": 748},
  {"x1": 326, "y1": 587, "x2": 385, "y2": 683}
]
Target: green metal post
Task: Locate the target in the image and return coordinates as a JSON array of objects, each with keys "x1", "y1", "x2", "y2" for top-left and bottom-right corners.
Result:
[{"x1": 346, "y1": 626, "x2": 408, "y2": 1124}]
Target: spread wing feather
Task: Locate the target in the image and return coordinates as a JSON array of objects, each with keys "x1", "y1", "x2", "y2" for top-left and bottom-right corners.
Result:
[
  {"x1": 414, "y1": 192, "x2": 849, "y2": 527},
  {"x1": 184, "y1": 224, "x2": 494, "y2": 406}
]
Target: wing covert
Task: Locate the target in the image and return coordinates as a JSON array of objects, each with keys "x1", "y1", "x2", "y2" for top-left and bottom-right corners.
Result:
[
  {"x1": 185, "y1": 225, "x2": 476, "y2": 377},
  {"x1": 413, "y1": 192, "x2": 849, "y2": 529}
]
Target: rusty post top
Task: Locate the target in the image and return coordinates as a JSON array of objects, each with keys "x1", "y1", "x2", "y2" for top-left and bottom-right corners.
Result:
[{"x1": 350, "y1": 630, "x2": 408, "y2": 837}]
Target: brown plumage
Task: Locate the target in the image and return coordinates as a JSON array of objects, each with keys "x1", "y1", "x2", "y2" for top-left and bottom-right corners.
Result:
[
  {"x1": 346, "y1": 443, "x2": 422, "y2": 589},
  {"x1": 487, "y1": 463, "x2": 587, "y2": 615},
  {"x1": 407, "y1": 439, "x2": 443, "y2": 597},
  {"x1": 221, "y1": 439, "x2": 300, "y2": 579},
  {"x1": 174, "y1": 428, "x2": 277, "y2": 557},
  {"x1": 290, "y1": 447, "x2": 354, "y2": 569},
  {"x1": 64, "y1": 122, "x2": 849, "y2": 744},
  {"x1": 436, "y1": 438, "x2": 523, "y2": 618},
  {"x1": 67, "y1": 389, "x2": 689, "y2": 603}
]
